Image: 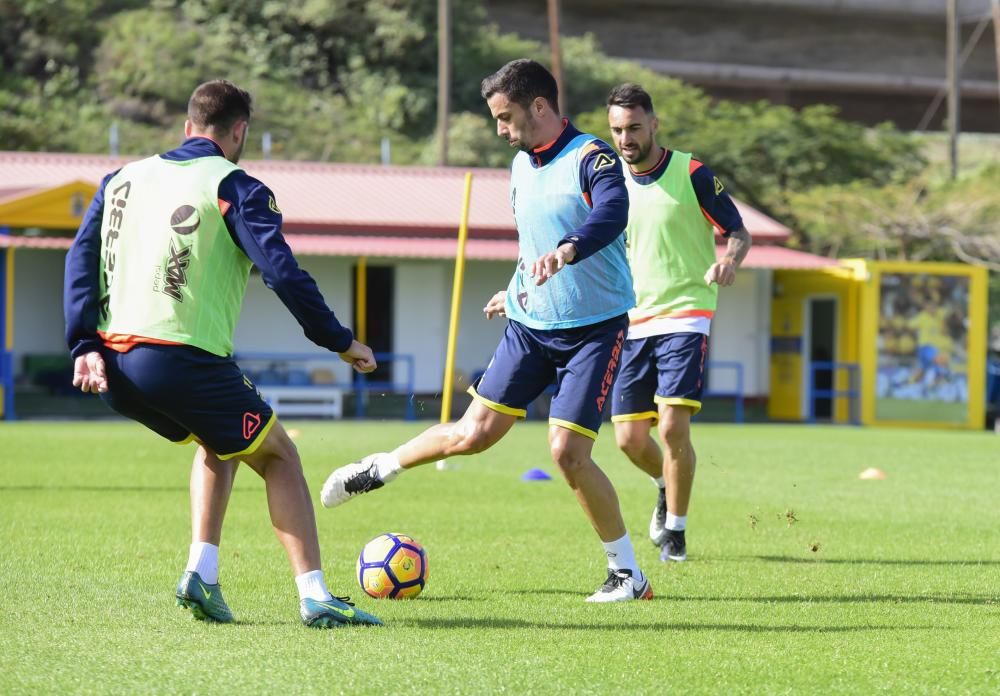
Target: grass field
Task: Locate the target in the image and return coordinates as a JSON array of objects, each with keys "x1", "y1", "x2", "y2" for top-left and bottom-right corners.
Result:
[{"x1": 1, "y1": 420, "x2": 998, "y2": 694}]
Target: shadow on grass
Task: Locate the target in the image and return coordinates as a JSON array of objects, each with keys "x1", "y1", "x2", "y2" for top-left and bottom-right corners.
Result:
[
  {"x1": 0, "y1": 485, "x2": 233, "y2": 493},
  {"x1": 401, "y1": 617, "x2": 943, "y2": 633},
  {"x1": 749, "y1": 554, "x2": 1000, "y2": 567},
  {"x1": 682, "y1": 593, "x2": 997, "y2": 606}
]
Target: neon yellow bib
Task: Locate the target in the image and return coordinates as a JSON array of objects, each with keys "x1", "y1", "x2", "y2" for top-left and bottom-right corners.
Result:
[
  {"x1": 97, "y1": 155, "x2": 250, "y2": 356},
  {"x1": 624, "y1": 150, "x2": 718, "y2": 324}
]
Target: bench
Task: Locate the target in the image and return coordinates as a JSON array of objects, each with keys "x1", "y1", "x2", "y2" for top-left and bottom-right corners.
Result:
[{"x1": 261, "y1": 386, "x2": 344, "y2": 419}]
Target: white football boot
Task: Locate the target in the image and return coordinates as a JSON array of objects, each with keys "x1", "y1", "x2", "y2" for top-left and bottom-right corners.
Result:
[
  {"x1": 585, "y1": 569, "x2": 653, "y2": 603},
  {"x1": 321, "y1": 454, "x2": 397, "y2": 508}
]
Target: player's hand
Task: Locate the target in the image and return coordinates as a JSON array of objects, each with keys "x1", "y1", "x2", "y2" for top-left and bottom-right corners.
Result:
[
  {"x1": 339, "y1": 340, "x2": 377, "y2": 374},
  {"x1": 704, "y1": 258, "x2": 737, "y2": 287},
  {"x1": 72, "y1": 352, "x2": 108, "y2": 394},
  {"x1": 483, "y1": 290, "x2": 507, "y2": 320},
  {"x1": 530, "y1": 242, "x2": 576, "y2": 286}
]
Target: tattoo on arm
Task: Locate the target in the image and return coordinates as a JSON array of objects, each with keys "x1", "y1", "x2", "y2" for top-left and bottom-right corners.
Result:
[{"x1": 723, "y1": 227, "x2": 752, "y2": 267}]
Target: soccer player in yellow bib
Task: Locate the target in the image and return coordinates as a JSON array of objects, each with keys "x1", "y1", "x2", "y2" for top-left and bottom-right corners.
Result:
[
  {"x1": 64, "y1": 80, "x2": 382, "y2": 628},
  {"x1": 606, "y1": 84, "x2": 752, "y2": 563}
]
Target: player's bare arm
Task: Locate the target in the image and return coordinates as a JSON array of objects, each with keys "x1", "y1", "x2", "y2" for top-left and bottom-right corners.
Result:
[
  {"x1": 531, "y1": 242, "x2": 577, "y2": 286},
  {"x1": 483, "y1": 290, "x2": 507, "y2": 319},
  {"x1": 705, "y1": 226, "x2": 751, "y2": 287}
]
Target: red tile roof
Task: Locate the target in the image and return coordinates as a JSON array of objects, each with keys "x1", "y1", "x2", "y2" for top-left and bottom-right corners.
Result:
[
  {"x1": 0, "y1": 150, "x2": 792, "y2": 241},
  {"x1": 0, "y1": 232, "x2": 837, "y2": 269}
]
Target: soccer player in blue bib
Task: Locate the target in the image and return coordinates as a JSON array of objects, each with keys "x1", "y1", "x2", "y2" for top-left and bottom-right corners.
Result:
[{"x1": 322, "y1": 59, "x2": 652, "y2": 602}]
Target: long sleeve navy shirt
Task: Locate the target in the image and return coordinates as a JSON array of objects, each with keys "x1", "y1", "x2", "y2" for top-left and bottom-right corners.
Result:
[
  {"x1": 526, "y1": 120, "x2": 629, "y2": 263},
  {"x1": 64, "y1": 137, "x2": 354, "y2": 359}
]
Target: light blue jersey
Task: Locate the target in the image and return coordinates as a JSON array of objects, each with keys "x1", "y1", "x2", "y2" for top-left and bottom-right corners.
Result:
[{"x1": 504, "y1": 133, "x2": 635, "y2": 330}]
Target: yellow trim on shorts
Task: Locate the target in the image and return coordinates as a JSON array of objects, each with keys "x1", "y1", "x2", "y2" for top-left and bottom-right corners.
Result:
[
  {"x1": 654, "y1": 396, "x2": 702, "y2": 415},
  {"x1": 176, "y1": 433, "x2": 197, "y2": 445},
  {"x1": 466, "y1": 385, "x2": 526, "y2": 418},
  {"x1": 218, "y1": 412, "x2": 278, "y2": 461},
  {"x1": 549, "y1": 418, "x2": 598, "y2": 441},
  {"x1": 610, "y1": 411, "x2": 659, "y2": 424}
]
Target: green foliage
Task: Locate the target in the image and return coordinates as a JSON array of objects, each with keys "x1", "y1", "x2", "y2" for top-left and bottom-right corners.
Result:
[{"x1": 0, "y1": 0, "x2": 927, "y2": 209}]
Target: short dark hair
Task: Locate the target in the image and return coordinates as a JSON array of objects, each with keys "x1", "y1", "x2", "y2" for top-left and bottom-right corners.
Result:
[
  {"x1": 187, "y1": 80, "x2": 253, "y2": 132},
  {"x1": 481, "y1": 59, "x2": 559, "y2": 113},
  {"x1": 606, "y1": 83, "x2": 654, "y2": 114}
]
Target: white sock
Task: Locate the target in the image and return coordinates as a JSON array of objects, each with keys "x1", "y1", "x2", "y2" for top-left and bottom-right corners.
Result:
[
  {"x1": 375, "y1": 452, "x2": 402, "y2": 482},
  {"x1": 602, "y1": 532, "x2": 641, "y2": 578},
  {"x1": 295, "y1": 570, "x2": 333, "y2": 602},
  {"x1": 186, "y1": 542, "x2": 219, "y2": 585},
  {"x1": 666, "y1": 513, "x2": 687, "y2": 531},
  {"x1": 651, "y1": 476, "x2": 665, "y2": 488}
]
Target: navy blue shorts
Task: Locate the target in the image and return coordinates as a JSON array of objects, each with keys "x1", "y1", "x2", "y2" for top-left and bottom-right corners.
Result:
[
  {"x1": 99, "y1": 343, "x2": 276, "y2": 460},
  {"x1": 469, "y1": 315, "x2": 627, "y2": 439},
  {"x1": 611, "y1": 332, "x2": 708, "y2": 422}
]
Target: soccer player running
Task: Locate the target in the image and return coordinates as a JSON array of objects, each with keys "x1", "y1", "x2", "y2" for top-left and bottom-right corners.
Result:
[
  {"x1": 63, "y1": 80, "x2": 383, "y2": 628},
  {"x1": 322, "y1": 59, "x2": 652, "y2": 602},
  {"x1": 606, "y1": 83, "x2": 752, "y2": 563}
]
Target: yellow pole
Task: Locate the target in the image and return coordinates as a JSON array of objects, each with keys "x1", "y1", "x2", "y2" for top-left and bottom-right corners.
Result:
[
  {"x1": 355, "y1": 256, "x2": 367, "y2": 345},
  {"x1": 5, "y1": 248, "x2": 13, "y2": 350},
  {"x1": 440, "y1": 172, "x2": 474, "y2": 426}
]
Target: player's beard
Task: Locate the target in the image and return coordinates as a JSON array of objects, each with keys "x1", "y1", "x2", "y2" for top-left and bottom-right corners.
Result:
[{"x1": 621, "y1": 138, "x2": 652, "y2": 166}]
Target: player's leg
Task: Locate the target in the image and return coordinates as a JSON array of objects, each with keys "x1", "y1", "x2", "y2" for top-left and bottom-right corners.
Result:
[
  {"x1": 548, "y1": 425, "x2": 626, "y2": 542},
  {"x1": 100, "y1": 346, "x2": 239, "y2": 622},
  {"x1": 545, "y1": 316, "x2": 651, "y2": 602},
  {"x1": 321, "y1": 321, "x2": 549, "y2": 508},
  {"x1": 320, "y1": 399, "x2": 518, "y2": 508},
  {"x1": 657, "y1": 404, "x2": 694, "y2": 562},
  {"x1": 176, "y1": 445, "x2": 239, "y2": 623},
  {"x1": 652, "y1": 332, "x2": 709, "y2": 562},
  {"x1": 611, "y1": 337, "x2": 667, "y2": 546},
  {"x1": 236, "y1": 423, "x2": 381, "y2": 628}
]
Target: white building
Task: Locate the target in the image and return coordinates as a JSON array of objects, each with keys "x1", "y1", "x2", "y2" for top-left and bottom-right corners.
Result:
[{"x1": 0, "y1": 151, "x2": 832, "y2": 419}]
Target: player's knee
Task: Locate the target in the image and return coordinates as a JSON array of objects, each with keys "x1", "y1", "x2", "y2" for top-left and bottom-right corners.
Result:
[
  {"x1": 548, "y1": 435, "x2": 588, "y2": 476},
  {"x1": 243, "y1": 424, "x2": 301, "y2": 473},
  {"x1": 615, "y1": 426, "x2": 646, "y2": 460},
  {"x1": 658, "y1": 410, "x2": 691, "y2": 447}
]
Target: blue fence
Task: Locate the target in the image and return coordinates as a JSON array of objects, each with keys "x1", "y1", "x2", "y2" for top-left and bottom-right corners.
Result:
[
  {"x1": 234, "y1": 351, "x2": 417, "y2": 421},
  {"x1": 353, "y1": 352, "x2": 416, "y2": 420},
  {"x1": 808, "y1": 361, "x2": 860, "y2": 425}
]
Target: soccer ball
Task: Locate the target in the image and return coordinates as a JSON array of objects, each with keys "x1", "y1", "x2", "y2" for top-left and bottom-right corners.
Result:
[{"x1": 356, "y1": 533, "x2": 428, "y2": 599}]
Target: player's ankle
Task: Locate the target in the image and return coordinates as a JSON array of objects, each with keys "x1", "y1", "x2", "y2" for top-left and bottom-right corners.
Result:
[{"x1": 375, "y1": 452, "x2": 402, "y2": 482}]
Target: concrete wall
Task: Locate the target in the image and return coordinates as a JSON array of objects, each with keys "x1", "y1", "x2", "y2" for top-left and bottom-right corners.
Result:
[
  {"x1": 12, "y1": 248, "x2": 764, "y2": 400},
  {"x1": 10, "y1": 249, "x2": 66, "y2": 357},
  {"x1": 710, "y1": 268, "x2": 772, "y2": 397}
]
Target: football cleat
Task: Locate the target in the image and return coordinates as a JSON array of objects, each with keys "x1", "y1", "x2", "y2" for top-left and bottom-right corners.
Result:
[
  {"x1": 320, "y1": 454, "x2": 394, "y2": 508},
  {"x1": 649, "y1": 487, "x2": 668, "y2": 547},
  {"x1": 300, "y1": 596, "x2": 384, "y2": 628},
  {"x1": 585, "y1": 568, "x2": 653, "y2": 603},
  {"x1": 175, "y1": 571, "x2": 234, "y2": 623},
  {"x1": 660, "y1": 529, "x2": 687, "y2": 562}
]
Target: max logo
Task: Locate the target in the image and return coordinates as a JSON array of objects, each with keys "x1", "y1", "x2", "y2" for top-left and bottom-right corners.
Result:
[
  {"x1": 243, "y1": 412, "x2": 262, "y2": 440},
  {"x1": 161, "y1": 239, "x2": 191, "y2": 301},
  {"x1": 595, "y1": 329, "x2": 625, "y2": 413}
]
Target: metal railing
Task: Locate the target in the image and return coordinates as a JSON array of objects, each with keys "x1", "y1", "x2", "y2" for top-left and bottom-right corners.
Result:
[
  {"x1": 234, "y1": 351, "x2": 417, "y2": 421},
  {"x1": 808, "y1": 361, "x2": 860, "y2": 425}
]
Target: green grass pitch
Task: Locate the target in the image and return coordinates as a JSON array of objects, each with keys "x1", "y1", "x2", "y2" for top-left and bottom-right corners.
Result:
[{"x1": 1, "y1": 420, "x2": 998, "y2": 694}]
